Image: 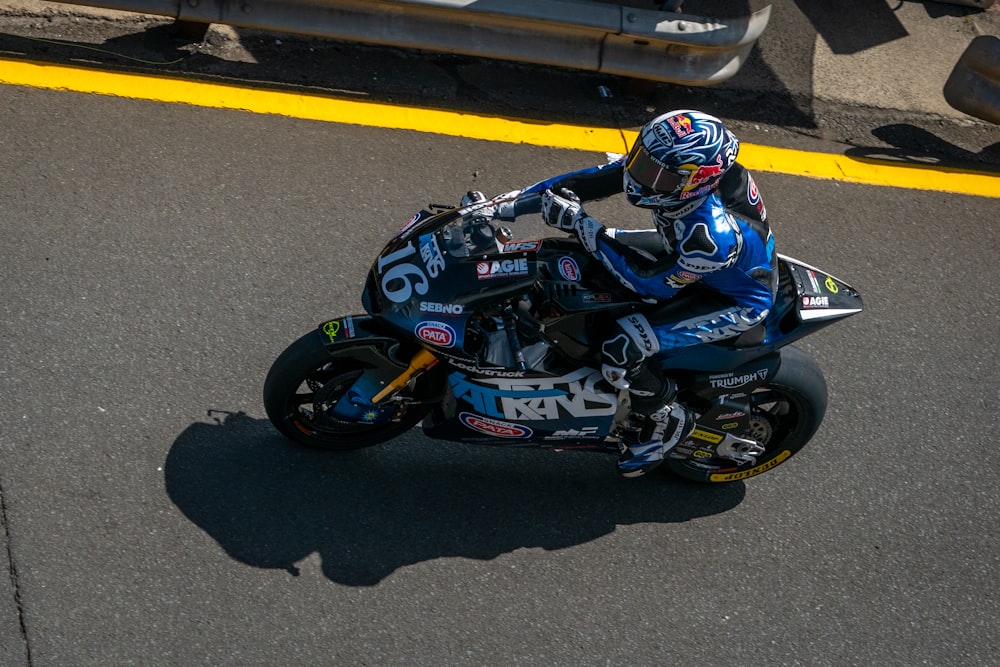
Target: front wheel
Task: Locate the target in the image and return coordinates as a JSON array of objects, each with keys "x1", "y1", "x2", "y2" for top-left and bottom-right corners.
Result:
[
  {"x1": 263, "y1": 330, "x2": 436, "y2": 450},
  {"x1": 667, "y1": 345, "x2": 828, "y2": 483}
]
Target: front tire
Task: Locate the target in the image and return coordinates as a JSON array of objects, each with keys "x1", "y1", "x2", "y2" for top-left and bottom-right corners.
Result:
[
  {"x1": 263, "y1": 331, "x2": 434, "y2": 450},
  {"x1": 667, "y1": 345, "x2": 828, "y2": 483}
]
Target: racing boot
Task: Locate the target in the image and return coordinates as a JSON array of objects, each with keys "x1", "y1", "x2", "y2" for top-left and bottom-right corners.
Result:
[
  {"x1": 600, "y1": 313, "x2": 694, "y2": 477},
  {"x1": 617, "y1": 402, "x2": 694, "y2": 478}
]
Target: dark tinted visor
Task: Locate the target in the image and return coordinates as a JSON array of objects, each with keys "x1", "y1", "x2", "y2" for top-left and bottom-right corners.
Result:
[{"x1": 625, "y1": 143, "x2": 683, "y2": 193}]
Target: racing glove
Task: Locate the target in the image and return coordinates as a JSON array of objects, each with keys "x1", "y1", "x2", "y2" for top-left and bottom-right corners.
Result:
[
  {"x1": 541, "y1": 188, "x2": 605, "y2": 254},
  {"x1": 462, "y1": 190, "x2": 519, "y2": 222}
]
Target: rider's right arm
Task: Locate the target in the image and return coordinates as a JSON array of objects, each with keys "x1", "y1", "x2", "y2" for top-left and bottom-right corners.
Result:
[
  {"x1": 555, "y1": 160, "x2": 624, "y2": 202},
  {"x1": 511, "y1": 160, "x2": 625, "y2": 218}
]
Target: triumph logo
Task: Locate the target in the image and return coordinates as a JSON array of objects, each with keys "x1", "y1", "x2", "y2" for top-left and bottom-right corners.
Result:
[{"x1": 709, "y1": 369, "x2": 769, "y2": 389}]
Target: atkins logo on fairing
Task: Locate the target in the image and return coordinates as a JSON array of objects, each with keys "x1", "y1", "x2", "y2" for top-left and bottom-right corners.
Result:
[{"x1": 449, "y1": 367, "x2": 617, "y2": 421}]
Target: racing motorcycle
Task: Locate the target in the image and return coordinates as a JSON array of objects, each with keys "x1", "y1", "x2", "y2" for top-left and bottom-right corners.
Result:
[{"x1": 263, "y1": 184, "x2": 862, "y2": 483}]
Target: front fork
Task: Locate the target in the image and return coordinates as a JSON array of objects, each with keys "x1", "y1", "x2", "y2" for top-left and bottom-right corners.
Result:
[
  {"x1": 315, "y1": 315, "x2": 442, "y2": 422},
  {"x1": 370, "y1": 347, "x2": 440, "y2": 404},
  {"x1": 328, "y1": 347, "x2": 440, "y2": 424}
]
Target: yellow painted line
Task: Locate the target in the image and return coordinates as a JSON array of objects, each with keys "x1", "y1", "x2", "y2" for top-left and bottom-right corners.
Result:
[
  {"x1": 0, "y1": 58, "x2": 625, "y2": 153},
  {"x1": 736, "y1": 143, "x2": 1000, "y2": 199},
  {"x1": 2, "y1": 57, "x2": 998, "y2": 198}
]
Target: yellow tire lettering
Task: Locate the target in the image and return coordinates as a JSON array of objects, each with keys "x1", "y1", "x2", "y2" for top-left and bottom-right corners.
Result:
[{"x1": 709, "y1": 449, "x2": 793, "y2": 482}]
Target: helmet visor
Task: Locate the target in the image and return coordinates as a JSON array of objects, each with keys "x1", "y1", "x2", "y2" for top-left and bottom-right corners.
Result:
[{"x1": 625, "y1": 143, "x2": 684, "y2": 194}]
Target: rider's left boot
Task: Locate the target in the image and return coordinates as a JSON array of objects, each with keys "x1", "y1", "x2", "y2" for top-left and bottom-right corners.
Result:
[{"x1": 617, "y1": 402, "x2": 694, "y2": 478}]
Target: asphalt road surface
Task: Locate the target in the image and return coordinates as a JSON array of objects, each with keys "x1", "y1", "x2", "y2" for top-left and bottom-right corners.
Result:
[{"x1": 0, "y1": 84, "x2": 997, "y2": 666}]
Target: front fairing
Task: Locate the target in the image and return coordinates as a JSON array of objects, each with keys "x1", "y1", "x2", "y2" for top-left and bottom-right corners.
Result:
[{"x1": 361, "y1": 199, "x2": 538, "y2": 361}]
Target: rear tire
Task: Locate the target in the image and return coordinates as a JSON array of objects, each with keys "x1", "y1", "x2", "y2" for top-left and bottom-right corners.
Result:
[{"x1": 666, "y1": 345, "x2": 828, "y2": 483}]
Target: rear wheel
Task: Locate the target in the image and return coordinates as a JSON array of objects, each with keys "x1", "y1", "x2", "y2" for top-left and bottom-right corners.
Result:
[
  {"x1": 667, "y1": 345, "x2": 828, "y2": 483},
  {"x1": 263, "y1": 331, "x2": 435, "y2": 450}
]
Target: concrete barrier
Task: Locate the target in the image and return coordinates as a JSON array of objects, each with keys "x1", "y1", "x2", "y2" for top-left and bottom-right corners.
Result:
[
  {"x1": 52, "y1": 0, "x2": 770, "y2": 86},
  {"x1": 934, "y1": 0, "x2": 994, "y2": 8},
  {"x1": 944, "y1": 35, "x2": 1000, "y2": 125}
]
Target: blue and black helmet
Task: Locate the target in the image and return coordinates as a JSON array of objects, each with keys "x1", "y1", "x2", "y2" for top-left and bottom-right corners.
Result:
[{"x1": 623, "y1": 110, "x2": 740, "y2": 212}]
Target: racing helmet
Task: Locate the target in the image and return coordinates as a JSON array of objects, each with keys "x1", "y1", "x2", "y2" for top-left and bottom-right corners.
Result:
[{"x1": 623, "y1": 110, "x2": 740, "y2": 212}]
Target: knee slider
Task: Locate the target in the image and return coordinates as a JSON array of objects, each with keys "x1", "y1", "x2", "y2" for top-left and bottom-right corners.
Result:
[{"x1": 601, "y1": 313, "x2": 660, "y2": 369}]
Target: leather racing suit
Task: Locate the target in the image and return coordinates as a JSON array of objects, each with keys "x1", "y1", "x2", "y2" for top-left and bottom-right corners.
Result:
[{"x1": 523, "y1": 157, "x2": 777, "y2": 409}]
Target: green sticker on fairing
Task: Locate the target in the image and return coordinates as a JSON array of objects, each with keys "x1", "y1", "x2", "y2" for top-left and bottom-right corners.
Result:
[{"x1": 321, "y1": 316, "x2": 355, "y2": 344}]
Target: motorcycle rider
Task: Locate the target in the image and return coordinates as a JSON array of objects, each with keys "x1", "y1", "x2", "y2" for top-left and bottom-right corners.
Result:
[{"x1": 480, "y1": 110, "x2": 777, "y2": 477}]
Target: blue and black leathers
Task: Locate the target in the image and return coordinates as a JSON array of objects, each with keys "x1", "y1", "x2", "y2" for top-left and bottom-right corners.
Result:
[
  {"x1": 525, "y1": 158, "x2": 777, "y2": 409},
  {"x1": 531, "y1": 158, "x2": 776, "y2": 351}
]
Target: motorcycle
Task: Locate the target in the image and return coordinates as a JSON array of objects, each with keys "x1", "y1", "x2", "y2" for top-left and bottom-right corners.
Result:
[{"x1": 263, "y1": 184, "x2": 862, "y2": 483}]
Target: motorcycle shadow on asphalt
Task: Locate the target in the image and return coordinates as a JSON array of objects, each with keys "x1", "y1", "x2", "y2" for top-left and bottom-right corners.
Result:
[{"x1": 164, "y1": 410, "x2": 745, "y2": 586}]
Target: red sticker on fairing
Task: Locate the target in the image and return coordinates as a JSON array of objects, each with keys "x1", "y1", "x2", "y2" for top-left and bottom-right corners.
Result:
[
  {"x1": 476, "y1": 257, "x2": 529, "y2": 280},
  {"x1": 558, "y1": 257, "x2": 581, "y2": 281},
  {"x1": 415, "y1": 321, "x2": 456, "y2": 347},
  {"x1": 802, "y1": 295, "x2": 829, "y2": 309},
  {"x1": 459, "y1": 413, "x2": 533, "y2": 438}
]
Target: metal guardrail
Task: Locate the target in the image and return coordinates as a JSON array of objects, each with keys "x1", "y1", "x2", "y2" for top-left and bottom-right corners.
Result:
[{"x1": 52, "y1": 0, "x2": 771, "y2": 86}]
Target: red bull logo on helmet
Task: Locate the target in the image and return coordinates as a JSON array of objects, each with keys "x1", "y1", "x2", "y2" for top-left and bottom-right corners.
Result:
[
  {"x1": 687, "y1": 156, "x2": 725, "y2": 188},
  {"x1": 667, "y1": 113, "x2": 695, "y2": 138},
  {"x1": 678, "y1": 156, "x2": 725, "y2": 199}
]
